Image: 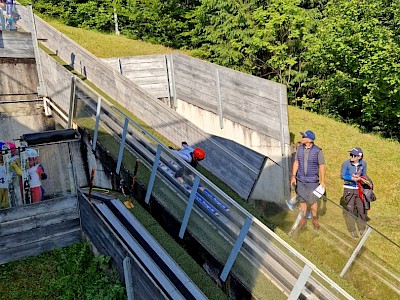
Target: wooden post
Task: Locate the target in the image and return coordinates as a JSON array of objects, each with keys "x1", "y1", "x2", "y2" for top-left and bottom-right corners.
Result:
[{"x1": 215, "y1": 68, "x2": 223, "y2": 129}]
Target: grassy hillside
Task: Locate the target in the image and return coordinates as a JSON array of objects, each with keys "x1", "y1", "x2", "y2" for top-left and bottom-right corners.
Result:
[
  {"x1": 288, "y1": 106, "x2": 400, "y2": 244},
  {"x1": 44, "y1": 19, "x2": 181, "y2": 58}
]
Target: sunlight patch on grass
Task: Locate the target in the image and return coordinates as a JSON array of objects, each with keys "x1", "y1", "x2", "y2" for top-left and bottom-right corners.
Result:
[{"x1": 44, "y1": 18, "x2": 183, "y2": 58}]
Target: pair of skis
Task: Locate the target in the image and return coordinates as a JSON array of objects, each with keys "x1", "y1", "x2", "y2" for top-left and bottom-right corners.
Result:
[
  {"x1": 2, "y1": 144, "x2": 15, "y2": 208},
  {"x1": 2, "y1": 145, "x2": 31, "y2": 207},
  {"x1": 19, "y1": 146, "x2": 31, "y2": 205},
  {"x1": 158, "y1": 161, "x2": 228, "y2": 217}
]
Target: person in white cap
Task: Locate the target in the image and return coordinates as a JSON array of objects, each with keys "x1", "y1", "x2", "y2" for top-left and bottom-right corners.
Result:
[
  {"x1": 341, "y1": 147, "x2": 367, "y2": 238},
  {"x1": 290, "y1": 130, "x2": 326, "y2": 230},
  {"x1": 26, "y1": 148, "x2": 47, "y2": 203}
]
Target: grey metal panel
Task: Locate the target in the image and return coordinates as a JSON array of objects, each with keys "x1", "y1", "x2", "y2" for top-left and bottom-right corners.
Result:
[
  {"x1": 95, "y1": 202, "x2": 185, "y2": 299},
  {"x1": 78, "y1": 194, "x2": 169, "y2": 300}
]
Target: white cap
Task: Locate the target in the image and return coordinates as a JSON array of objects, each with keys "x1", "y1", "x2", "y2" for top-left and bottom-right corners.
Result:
[{"x1": 26, "y1": 148, "x2": 38, "y2": 158}]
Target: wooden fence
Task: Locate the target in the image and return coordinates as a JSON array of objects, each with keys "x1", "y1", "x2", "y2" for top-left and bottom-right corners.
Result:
[
  {"x1": 103, "y1": 53, "x2": 289, "y2": 144},
  {"x1": 0, "y1": 196, "x2": 81, "y2": 264},
  {"x1": 103, "y1": 55, "x2": 170, "y2": 100}
]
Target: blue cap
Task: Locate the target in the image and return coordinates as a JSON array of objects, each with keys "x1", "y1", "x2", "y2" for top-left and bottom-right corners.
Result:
[
  {"x1": 349, "y1": 147, "x2": 363, "y2": 156},
  {"x1": 300, "y1": 130, "x2": 315, "y2": 141}
]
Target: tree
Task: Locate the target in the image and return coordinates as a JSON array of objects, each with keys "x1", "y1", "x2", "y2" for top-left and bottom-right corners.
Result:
[
  {"x1": 185, "y1": 0, "x2": 257, "y2": 72},
  {"x1": 304, "y1": 0, "x2": 400, "y2": 137}
]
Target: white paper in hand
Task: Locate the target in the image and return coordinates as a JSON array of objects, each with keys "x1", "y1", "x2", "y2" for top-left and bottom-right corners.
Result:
[{"x1": 313, "y1": 185, "x2": 325, "y2": 198}]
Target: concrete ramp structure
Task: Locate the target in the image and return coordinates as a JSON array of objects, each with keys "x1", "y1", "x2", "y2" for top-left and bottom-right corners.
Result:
[
  {"x1": 16, "y1": 5, "x2": 291, "y2": 204},
  {"x1": 0, "y1": 30, "x2": 48, "y2": 141}
]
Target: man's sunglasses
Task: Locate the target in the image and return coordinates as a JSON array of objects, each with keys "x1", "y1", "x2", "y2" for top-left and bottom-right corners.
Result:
[{"x1": 350, "y1": 154, "x2": 358, "y2": 158}]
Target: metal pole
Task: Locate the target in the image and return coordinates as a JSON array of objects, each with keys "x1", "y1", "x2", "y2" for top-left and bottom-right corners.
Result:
[
  {"x1": 145, "y1": 145, "x2": 162, "y2": 204},
  {"x1": 123, "y1": 257, "x2": 135, "y2": 300},
  {"x1": 170, "y1": 54, "x2": 177, "y2": 109},
  {"x1": 92, "y1": 97, "x2": 102, "y2": 151},
  {"x1": 288, "y1": 264, "x2": 313, "y2": 300},
  {"x1": 118, "y1": 58, "x2": 123, "y2": 74},
  {"x1": 220, "y1": 217, "x2": 253, "y2": 281},
  {"x1": 278, "y1": 85, "x2": 289, "y2": 200},
  {"x1": 68, "y1": 76, "x2": 76, "y2": 128},
  {"x1": 116, "y1": 118, "x2": 129, "y2": 174},
  {"x1": 179, "y1": 176, "x2": 200, "y2": 239},
  {"x1": 28, "y1": 5, "x2": 47, "y2": 97},
  {"x1": 164, "y1": 55, "x2": 172, "y2": 106},
  {"x1": 340, "y1": 226, "x2": 373, "y2": 277}
]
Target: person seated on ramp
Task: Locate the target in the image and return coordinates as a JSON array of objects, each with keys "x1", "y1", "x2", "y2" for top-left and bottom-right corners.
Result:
[{"x1": 170, "y1": 142, "x2": 206, "y2": 180}]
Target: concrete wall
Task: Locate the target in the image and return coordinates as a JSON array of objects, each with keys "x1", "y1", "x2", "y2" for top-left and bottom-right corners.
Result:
[
  {"x1": 0, "y1": 32, "x2": 38, "y2": 101},
  {"x1": 0, "y1": 31, "x2": 35, "y2": 59}
]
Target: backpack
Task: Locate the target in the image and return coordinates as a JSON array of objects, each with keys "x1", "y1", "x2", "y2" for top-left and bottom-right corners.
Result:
[{"x1": 360, "y1": 175, "x2": 376, "y2": 202}]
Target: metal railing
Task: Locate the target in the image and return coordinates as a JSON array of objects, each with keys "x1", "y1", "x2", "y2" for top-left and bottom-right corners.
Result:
[{"x1": 68, "y1": 75, "x2": 359, "y2": 299}]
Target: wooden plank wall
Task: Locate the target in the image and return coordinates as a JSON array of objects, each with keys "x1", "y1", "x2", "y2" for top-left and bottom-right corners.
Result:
[
  {"x1": 103, "y1": 55, "x2": 170, "y2": 99},
  {"x1": 172, "y1": 53, "x2": 289, "y2": 143},
  {"x1": 0, "y1": 196, "x2": 81, "y2": 265},
  {"x1": 78, "y1": 193, "x2": 168, "y2": 299},
  {"x1": 0, "y1": 31, "x2": 35, "y2": 58},
  {"x1": 15, "y1": 6, "x2": 263, "y2": 200},
  {"x1": 105, "y1": 53, "x2": 289, "y2": 144}
]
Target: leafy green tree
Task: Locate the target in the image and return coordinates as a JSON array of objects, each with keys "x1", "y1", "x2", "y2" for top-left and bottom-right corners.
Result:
[
  {"x1": 75, "y1": 1, "x2": 114, "y2": 30},
  {"x1": 184, "y1": 0, "x2": 256, "y2": 71},
  {"x1": 250, "y1": 0, "x2": 318, "y2": 99},
  {"x1": 304, "y1": 0, "x2": 400, "y2": 137},
  {"x1": 118, "y1": 0, "x2": 189, "y2": 48}
]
